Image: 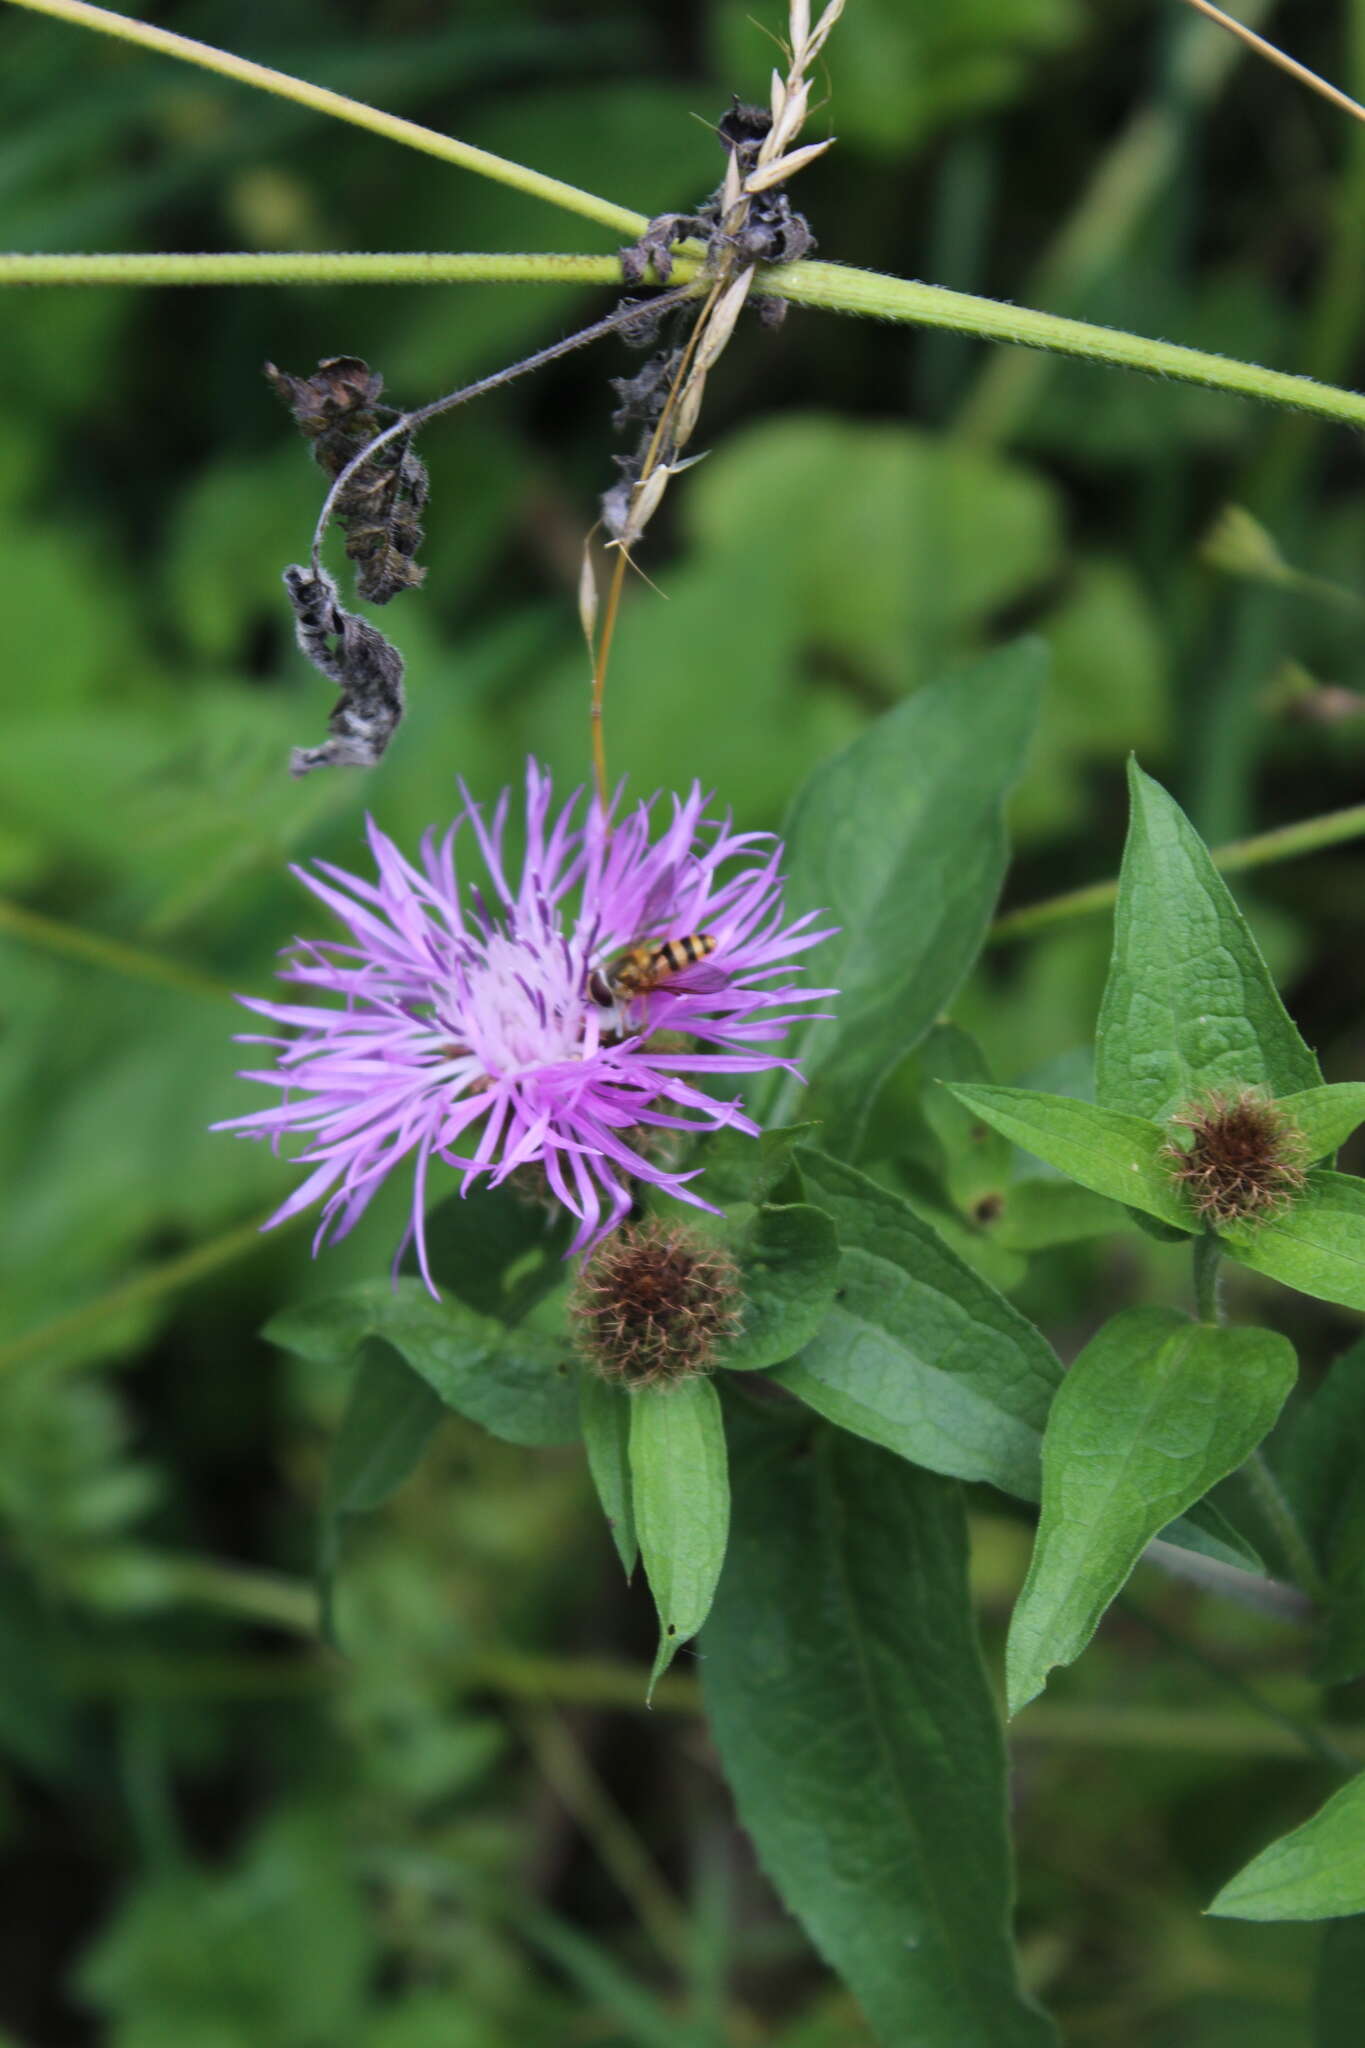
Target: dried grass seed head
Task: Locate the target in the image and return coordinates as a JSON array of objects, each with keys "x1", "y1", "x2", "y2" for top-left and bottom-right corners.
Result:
[
  {"x1": 1161, "y1": 1088, "x2": 1308, "y2": 1227},
  {"x1": 571, "y1": 1220, "x2": 742, "y2": 1387}
]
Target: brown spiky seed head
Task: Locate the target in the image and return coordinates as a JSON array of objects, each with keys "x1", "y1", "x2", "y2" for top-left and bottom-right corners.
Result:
[
  {"x1": 570, "y1": 1221, "x2": 742, "y2": 1388},
  {"x1": 1161, "y1": 1089, "x2": 1308, "y2": 1227}
]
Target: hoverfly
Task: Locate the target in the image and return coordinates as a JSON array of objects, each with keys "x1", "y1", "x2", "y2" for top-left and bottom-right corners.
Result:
[{"x1": 588, "y1": 932, "x2": 723, "y2": 1017}]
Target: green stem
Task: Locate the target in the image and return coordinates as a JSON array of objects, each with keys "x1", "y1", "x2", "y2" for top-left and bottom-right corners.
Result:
[
  {"x1": 1193, "y1": 1234, "x2": 1224, "y2": 1323},
  {"x1": 768, "y1": 260, "x2": 1365, "y2": 431},
  {"x1": 1242, "y1": 1449, "x2": 1330, "y2": 1605},
  {"x1": 955, "y1": 0, "x2": 1273, "y2": 447},
  {"x1": 0, "y1": 895, "x2": 234, "y2": 1002},
  {"x1": 513, "y1": 1707, "x2": 691, "y2": 1970},
  {"x1": 0, "y1": 251, "x2": 648, "y2": 289},
  {"x1": 1012, "y1": 1700, "x2": 1365, "y2": 1762},
  {"x1": 5, "y1": 0, "x2": 647, "y2": 237},
  {"x1": 8, "y1": 236, "x2": 1365, "y2": 436},
  {"x1": 0, "y1": 1211, "x2": 282, "y2": 1374},
  {"x1": 990, "y1": 799, "x2": 1365, "y2": 944}
]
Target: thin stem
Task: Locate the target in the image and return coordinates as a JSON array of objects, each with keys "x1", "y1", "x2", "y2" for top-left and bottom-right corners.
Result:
[
  {"x1": 311, "y1": 287, "x2": 697, "y2": 573},
  {"x1": 0, "y1": 1211, "x2": 283, "y2": 1374},
  {"x1": 956, "y1": 0, "x2": 1273, "y2": 447},
  {"x1": 990, "y1": 799, "x2": 1365, "y2": 943},
  {"x1": 764, "y1": 260, "x2": 1365, "y2": 432},
  {"x1": 1242, "y1": 1449, "x2": 1330, "y2": 1605},
  {"x1": 0, "y1": 252, "x2": 667, "y2": 289},
  {"x1": 6, "y1": 0, "x2": 647, "y2": 236},
  {"x1": 10, "y1": 243, "x2": 1365, "y2": 440},
  {"x1": 0, "y1": 896, "x2": 235, "y2": 1002},
  {"x1": 587, "y1": 277, "x2": 725, "y2": 806},
  {"x1": 513, "y1": 1706, "x2": 691, "y2": 1971},
  {"x1": 1011, "y1": 1700, "x2": 1365, "y2": 1762},
  {"x1": 1177, "y1": 0, "x2": 1365, "y2": 127},
  {"x1": 1193, "y1": 1233, "x2": 1224, "y2": 1323},
  {"x1": 1120, "y1": 1595, "x2": 1352, "y2": 1773}
]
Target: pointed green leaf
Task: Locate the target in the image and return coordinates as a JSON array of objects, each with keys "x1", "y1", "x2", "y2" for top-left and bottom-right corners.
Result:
[
  {"x1": 773, "y1": 1150, "x2": 1061, "y2": 1500},
  {"x1": 917, "y1": 1023, "x2": 1013, "y2": 1214},
  {"x1": 629, "y1": 1376, "x2": 729, "y2": 1690},
  {"x1": 1276, "y1": 1085, "x2": 1365, "y2": 1164},
  {"x1": 1209, "y1": 1770, "x2": 1365, "y2": 1921},
  {"x1": 1275, "y1": 1336, "x2": 1365, "y2": 1682},
  {"x1": 771, "y1": 639, "x2": 1045, "y2": 1144},
  {"x1": 267, "y1": 1280, "x2": 579, "y2": 1446},
  {"x1": 1096, "y1": 761, "x2": 1321, "y2": 1122},
  {"x1": 326, "y1": 1339, "x2": 444, "y2": 1518},
  {"x1": 579, "y1": 1374, "x2": 636, "y2": 1577},
  {"x1": 1007, "y1": 1308, "x2": 1296, "y2": 1713},
  {"x1": 698, "y1": 1122, "x2": 818, "y2": 1207},
  {"x1": 992, "y1": 1178, "x2": 1126, "y2": 1252},
  {"x1": 417, "y1": 1183, "x2": 570, "y2": 1322},
  {"x1": 703, "y1": 1413, "x2": 1057, "y2": 2048},
  {"x1": 318, "y1": 1339, "x2": 445, "y2": 1647},
  {"x1": 718, "y1": 1201, "x2": 839, "y2": 1371},
  {"x1": 946, "y1": 1084, "x2": 1192, "y2": 1231},
  {"x1": 1222, "y1": 1172, "x2": 1365, "y2": 1312}
]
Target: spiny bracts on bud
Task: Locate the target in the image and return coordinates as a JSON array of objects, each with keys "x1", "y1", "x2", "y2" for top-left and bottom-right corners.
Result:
[
  {"x1": 1161, "y1": 1089, "x2": 1308, "y2": 1228},
  {"x1": 570, "y1": 1221, "x2": 742, "y2": 1388}
]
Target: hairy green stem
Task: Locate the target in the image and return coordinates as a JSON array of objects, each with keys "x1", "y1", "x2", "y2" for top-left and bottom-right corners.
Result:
[
  {"x1": 8, "y1": 239, "x2": 1365, "y2": 436},
  {"x1": 5, "y1": 0, "x2": 647, "y2": 236},
  {"x1": 991, "y1": 799, "x2": 1365, "y2": 943},
  {"x1": 0, "y1": 251, "x2": 652, "y2": 288},
  {"x1": 1193, "y1": 1234, "x2": 1224, "y2": 1323},
  {"x1": 956, "y1": 0, "x2": 1273, "y2": 447},
  {"x1": 768, "y1": 260, "x2": 1365, "y2": 430}
]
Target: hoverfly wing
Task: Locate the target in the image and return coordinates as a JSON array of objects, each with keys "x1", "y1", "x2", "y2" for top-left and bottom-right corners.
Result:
[{"x1": 653, "y1": 960, "x2": 729, "y2": 996}]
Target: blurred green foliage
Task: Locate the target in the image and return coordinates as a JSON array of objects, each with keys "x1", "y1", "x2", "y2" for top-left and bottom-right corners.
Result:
[{"x1": 2, "y1": 0, "x2": 1365, "y2": 2041}]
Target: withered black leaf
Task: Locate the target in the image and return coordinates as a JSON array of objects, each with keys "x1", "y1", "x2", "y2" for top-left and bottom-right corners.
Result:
[
  {"x1": 264, "y1": 356, "x2": 428, "y2": 604},
  {"x1": 283, "y1": 565, "x2": 405, "y2": 778}
]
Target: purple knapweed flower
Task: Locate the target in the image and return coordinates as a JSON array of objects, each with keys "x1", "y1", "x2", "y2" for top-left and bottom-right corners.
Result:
[{"x1": 217, "y1": 762, "x2": 834, "y2": 1292}]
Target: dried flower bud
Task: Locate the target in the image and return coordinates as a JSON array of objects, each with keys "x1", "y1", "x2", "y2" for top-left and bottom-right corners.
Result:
[
  {"x1": 570, "y1": 1220, "x2": 742, "y2": 1387},
  {"x1": 283, "y1": 565, "x2": 405, "y2": 776},
  {"x1": 1161, "y1": 1089, "x2": 1308, "y2": 1228},
  {"x1": 265, "y1": 355, "x2": 427, "y2": 604}
]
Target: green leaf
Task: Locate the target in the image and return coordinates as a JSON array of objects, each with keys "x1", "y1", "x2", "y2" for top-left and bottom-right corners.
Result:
[
  {"x1": 416, "y1": 1182, "x2": 570, "y2": 1322},
  {"x1": 773, "y1": 1151, "x2": 1061, "y2": 1500},
  {"x1": 629, "y1": 1376, "x2": 729, "y2": 1692},
  {"x1": 1096, "y1": 761, "x2": 1321, "y2": 1122},
  {"x1": 325, "y1": 1339, "x2": 445, "y2": 1519},
  {"x1": 917, "y1": 1023, "x2": 1013, "y2": 1215},
  {"x1": 1276, "y1": 1085, "x2": 1365, "y2": 1164},
  {"x1": 1315, "y1": 1917, "x2": 1365, "y2": 2044},
  {"x1": 703, "y1": 1412, "x2": 1057, "y2": 2047},
  {"x1": 992, "y1": 1178, "x2": 1127, "y2": 1252},
  {"x1": 772, "y1": 639, "x2": 1045, "y2": 1144},
  {"x1": 266, "y1": 1280, "x2": 579, "y2": 1447},
  {"x1": 579, "y1": 1374, "x2": 636, "y2": 1577},
  {"x1": 718, "y1": 1202, "x2": 840, "y2": 1372},
  {"x1": 1275, "y1": 1336, "x2": 1365, "y2": 1681},
  {"x1": 698, "y1": 1122, "x2": 818, "y2": 1207},
  {"x1": 945, "y1": 1084, "x2": 1192, "y2": 1232},
  {"x1": 1222, "y1": 1172, "x2": 1365, "y2": 1312},
  {"x1": 319, "y1": 1339, "x2": 445, "y2": 1647},
  {"x1": 1209, "y1": 1770, "x2": 1365, "y2": 1921},
  {"x1": 1007, "y1": 1309, "x2": 1297, "y2": 1714}
]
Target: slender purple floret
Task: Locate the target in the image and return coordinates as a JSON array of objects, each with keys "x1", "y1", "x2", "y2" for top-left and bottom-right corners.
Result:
[{"x1": 216, "y1": 762, "x2": 835, "y2": 1292}]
